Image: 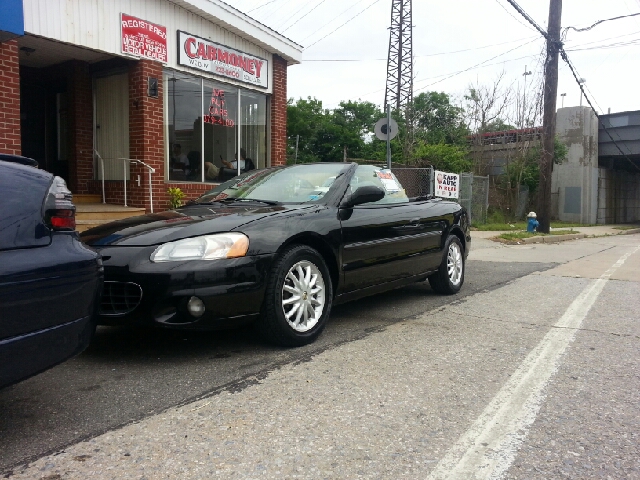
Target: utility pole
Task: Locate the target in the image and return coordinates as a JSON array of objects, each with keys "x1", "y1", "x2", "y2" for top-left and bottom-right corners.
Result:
[{"x1": 537, "y1": 0, "x2": 562, "y2": 234}]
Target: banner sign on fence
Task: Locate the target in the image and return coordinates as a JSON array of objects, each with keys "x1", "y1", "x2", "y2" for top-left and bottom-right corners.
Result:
[
  {"x1": 434, "y1": 170, "x2": 459, "y2": 199},
  {"x1": 121, "y1": 14, "x2": 167, "y2": 63}
]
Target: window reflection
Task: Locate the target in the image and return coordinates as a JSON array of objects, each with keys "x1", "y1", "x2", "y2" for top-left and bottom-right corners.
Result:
[
  {"x1": 203, "y1": 80, "x2": 237, "y2": 183},
  {"x1": 241, "y1": 91, "x2": 267, "y2": 170},
  {"x1": 166, "y1": 73, "x2": 202, "y2": 182}
]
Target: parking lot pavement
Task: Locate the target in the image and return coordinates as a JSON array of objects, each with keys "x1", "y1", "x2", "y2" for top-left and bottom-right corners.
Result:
[{"x1": 6, "y1": 234, "x2": 638, "y2": 479}]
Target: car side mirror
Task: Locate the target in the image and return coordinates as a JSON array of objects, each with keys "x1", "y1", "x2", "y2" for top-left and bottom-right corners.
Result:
[{"x1": 342, "y1": 185, "x2": 385, "y2": 208}]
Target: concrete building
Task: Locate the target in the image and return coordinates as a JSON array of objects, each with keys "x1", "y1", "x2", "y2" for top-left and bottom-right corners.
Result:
[
  {"x1": 596, "y1": 110, "x2": 640, "y2": 223},
  {"x1": 468, "y1": 107, "x2": 640, "y2": 225},
  {"x1": 554, "y1": 107, "x2": 640, "y2": 224},
  {"x1": 551, "y1": 107, "x2": 599, "y2": 224},
  {"x1": 0, "y1": 0, "x2": 302, "y2": 212}
]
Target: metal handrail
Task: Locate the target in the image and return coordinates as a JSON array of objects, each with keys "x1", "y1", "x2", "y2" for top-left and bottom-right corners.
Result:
[
  {"x1": 94, "y1": 151, "x2": 156, "y2": 213},
  {"x1": 118, "y1": 158, "x2": 156, "y2": 213},
  {"x1": 94, "y1": 150, "x2": 106, "y2": 204}
]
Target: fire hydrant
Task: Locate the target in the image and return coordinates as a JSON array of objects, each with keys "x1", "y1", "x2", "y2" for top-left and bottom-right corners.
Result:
[{"x1": 527, "y1": 211, "x2": 539, "y2": 233}]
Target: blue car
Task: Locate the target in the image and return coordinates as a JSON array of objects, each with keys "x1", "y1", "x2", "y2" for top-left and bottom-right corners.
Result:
[{"x1": 0, "y1": 160, "x2": 103, "y2": 389}]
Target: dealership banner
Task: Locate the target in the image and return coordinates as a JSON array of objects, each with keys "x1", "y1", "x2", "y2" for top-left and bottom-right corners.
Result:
[
  {"x1": 178, "y1": 31, "x2": 269, "y2": 89},
  {"x1": 121, "y1": 14, "x2": 167, "y2": 63},
  {"x1": 434, "y1": 170, "x2": 459, "y2": 199}
]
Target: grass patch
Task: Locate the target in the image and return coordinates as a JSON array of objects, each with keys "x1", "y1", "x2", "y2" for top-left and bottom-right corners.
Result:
[
  {"x1": 474, "y1": 221, "x2": 590, "y2": 231},
  {"x1": 498, "y1": 229, "x2": 578, "y2": 241},
  {"x1": 498, "y1": 231, "x2": 535, "y2": 241},
  {"x1": 612, "y1": 225, "x2": 638, "y2": 230}
]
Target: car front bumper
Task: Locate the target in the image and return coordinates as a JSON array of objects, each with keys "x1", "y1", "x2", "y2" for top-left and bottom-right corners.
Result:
[{"x1": 96, "y1": 246, "x2": 275, "y2": 329}]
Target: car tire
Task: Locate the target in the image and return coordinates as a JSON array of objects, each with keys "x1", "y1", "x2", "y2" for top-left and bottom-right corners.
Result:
[
  {"x1": 259, "y1": 245, "x2": 333, "y2": 347},
  {"x1": 428, "y1": 235, "x2": 465, "y2": 295}
]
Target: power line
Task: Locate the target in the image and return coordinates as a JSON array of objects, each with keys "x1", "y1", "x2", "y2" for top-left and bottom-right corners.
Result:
[
  {"x1": 500, "y1": 0, "x2": 640, "y2": 172},
  {"x1": 281, "y1": 0, "x2": 329, "y2": 33},
  {"x1": 247, "y1": 0, "x2": 281, "y2": 14},
  {"x1": 558, "y1": 48, "x2": 640, "y2": 172},
  {"x1": 566, "y1": 38, "x2": 640, "y2": 52},
  {"x1": 564, "y1": 12, "x2": 640, "y2": 36},
  {"x1": 504, "y1": 0, "x2": 551, "y2": 41},
  {"x1": 274, "y1": 0, "x2": 316, "y2": 32},
  {"x1": 563, "y1": 29, "x2": 640, "y2": 48},
  {"x1": 305, "y1": 0, "x2": 384, "y2": 49},
  {"x1": 355, "y1": 44, "x2": 541, "y2": 100},
  {"x1": 494, "y1": 0, "x2": 539, "y2": 33},
  {"x1": 299, "y1": 0, "x2": 370, "y2": 42},
  {"x1": 303, "y1": 35, "x2": 539, "y2": 61},
  {"x1": 414, "y1": 38, "x2": 541, "y2": 93}
]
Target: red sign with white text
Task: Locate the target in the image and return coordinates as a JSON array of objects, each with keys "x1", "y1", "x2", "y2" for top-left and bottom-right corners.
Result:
[{"x1": 121, "y1": 13, "x2": 167, "y2": 63}]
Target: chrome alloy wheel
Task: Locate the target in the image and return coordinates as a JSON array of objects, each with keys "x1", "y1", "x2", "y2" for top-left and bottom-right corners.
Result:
[
  {"x1": 447, "y1": 241, "x2": 463, "y2": 286},
  {"x1": 281, "y1": 260, "x2": 326, "y2": 332}
]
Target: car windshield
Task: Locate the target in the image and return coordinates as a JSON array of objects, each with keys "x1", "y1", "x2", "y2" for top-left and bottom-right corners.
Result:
[{"x1": 194, "y1": 164, "x2": 350, "y2": 205}]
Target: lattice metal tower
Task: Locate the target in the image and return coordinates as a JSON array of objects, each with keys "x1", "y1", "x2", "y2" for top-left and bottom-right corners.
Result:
[{"x1": 384, "y1": 0, "x2": 413, "y2": 111}]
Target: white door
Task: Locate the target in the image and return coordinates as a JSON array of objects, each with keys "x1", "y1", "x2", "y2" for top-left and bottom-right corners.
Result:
[{"x1": 95, "y1": 73, "x2": 129, "y2": 180}]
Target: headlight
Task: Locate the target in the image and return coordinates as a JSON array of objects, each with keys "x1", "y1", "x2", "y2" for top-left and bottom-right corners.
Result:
[{"x1": 150, "y1": 233, "x2": 249, "y2": 262}]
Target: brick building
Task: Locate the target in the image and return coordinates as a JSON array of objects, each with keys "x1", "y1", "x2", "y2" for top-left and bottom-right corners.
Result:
[{"x1": 0, "y1": 0, "x2": 302, "y2": 212}]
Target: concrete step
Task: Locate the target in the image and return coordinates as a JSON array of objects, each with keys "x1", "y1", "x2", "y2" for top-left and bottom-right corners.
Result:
[
  {"x1": 73, "y1": 194, "x2": 103, "y2": 204},
  {"x1": 75, "y1": 203, "x2": 146, "y2": 221}
]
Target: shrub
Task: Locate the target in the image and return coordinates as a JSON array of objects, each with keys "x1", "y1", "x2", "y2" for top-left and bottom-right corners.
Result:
[{"x1": 167, "y1": 187, "x2": 186, "y2": 209}]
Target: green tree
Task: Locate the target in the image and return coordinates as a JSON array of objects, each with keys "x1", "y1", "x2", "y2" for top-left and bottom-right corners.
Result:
[
  {"x1": 505, "y1": 136, "x2": 568, "y2": 193},
  {"x1": 411, "y1": 92, "x2": 469, "y2": 145},
  {"x1": 484, "y1": 118, "x2": 516, "y2": 132},
  {"x1": 410, "y1": 143, "x2": 471, "y2": 173},
  {"x1": 287, "y1": 97, "x2": 328, "y2": 163},
  {"x1": 287, "y1": 97, "x2": 392, "y2": 163}
]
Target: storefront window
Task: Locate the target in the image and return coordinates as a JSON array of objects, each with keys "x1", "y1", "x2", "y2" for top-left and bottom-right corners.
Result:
[
  {"x1": 164, "y1": 69, "x2": 268, "y2": 184},
  {"x1": 203, "y1": 79, "x2": 237, "y2": 182},
  {"x1": 241, "y1": 91, "x2": 267, "y2": 170},
  {"x1": 166, "y1": 71, "x2": 202, "y2": 182}
]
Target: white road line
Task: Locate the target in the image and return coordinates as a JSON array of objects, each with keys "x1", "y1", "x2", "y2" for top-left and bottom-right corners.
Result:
[{"x1": 427, "y1": 244, "x2": 640, "y2": 480}]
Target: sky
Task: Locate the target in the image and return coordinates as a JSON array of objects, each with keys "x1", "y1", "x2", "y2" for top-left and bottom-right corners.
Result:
[{"x1": 227, "y1": 0, "x2": 640, "y2": 116}]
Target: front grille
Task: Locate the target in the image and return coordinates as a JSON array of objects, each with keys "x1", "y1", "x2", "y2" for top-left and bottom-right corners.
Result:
[{"x1": 99, "y1": 281, "x2": 143, "y2": 316}]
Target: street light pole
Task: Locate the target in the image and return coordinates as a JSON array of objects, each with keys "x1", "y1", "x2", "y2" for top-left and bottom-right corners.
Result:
[{"x1": 578, "y1": 78, "x2": 586, "y2": 106}]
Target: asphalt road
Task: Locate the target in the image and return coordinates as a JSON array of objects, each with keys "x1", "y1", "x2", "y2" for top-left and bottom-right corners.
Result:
[{"x1": 1, "y1": 234, "x2": 638, "y2": 478}]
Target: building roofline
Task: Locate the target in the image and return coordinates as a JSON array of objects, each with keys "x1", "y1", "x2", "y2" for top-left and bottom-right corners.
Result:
[
  {"x1": 174, "y1": 0, "x2": 303, "y2": 65},
  {"x1": 598, "y1": 110, "x2": 640, "y2": 118}
]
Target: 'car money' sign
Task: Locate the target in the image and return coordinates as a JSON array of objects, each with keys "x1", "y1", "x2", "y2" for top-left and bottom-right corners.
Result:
[{"x1": 434, "y1": 170, "x2": 459, "y2": 199}]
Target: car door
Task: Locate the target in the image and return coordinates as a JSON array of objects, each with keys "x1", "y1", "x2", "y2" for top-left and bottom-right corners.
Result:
[{"x1": 339, "y1": 166, "x2": 435, "y2": 292}]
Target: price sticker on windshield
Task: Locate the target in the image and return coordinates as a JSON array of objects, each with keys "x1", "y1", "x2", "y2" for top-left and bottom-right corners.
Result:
[{"x1": 376, "y1": 170, "x2": 400, "y2": 193}]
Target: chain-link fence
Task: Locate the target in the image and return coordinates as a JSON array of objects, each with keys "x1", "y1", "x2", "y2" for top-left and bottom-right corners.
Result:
[
  {"x1": 459, "y1": 173, "x2": 489, "y2": 224},
  {"x1": 390, "y1": 167, "x2": 433, "y2": 198},
  {"x1": 362, "y1": 163, "x2": 489, "y2": 224}
]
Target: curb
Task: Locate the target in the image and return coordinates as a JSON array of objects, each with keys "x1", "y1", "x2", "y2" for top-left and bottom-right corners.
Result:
[
  {"x1": 521, "y1": 233, "x2": 586, "y2": 244},
  {"x1": 620, "y1": 228, "x2": 640, "y2": 235}
]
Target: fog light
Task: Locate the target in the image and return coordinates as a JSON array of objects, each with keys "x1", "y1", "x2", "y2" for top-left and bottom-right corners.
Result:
[{"x1": 187, "y1": 296, "x2": 205, "y2": 318}]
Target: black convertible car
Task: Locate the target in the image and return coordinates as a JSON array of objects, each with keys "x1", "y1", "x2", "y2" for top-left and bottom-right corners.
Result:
[{"x1": 81, "y1": 163, "x2": 470, "y2": 347}]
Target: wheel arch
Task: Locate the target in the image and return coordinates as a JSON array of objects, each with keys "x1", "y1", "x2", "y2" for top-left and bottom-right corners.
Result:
[
  {"x1": 449, "y1": 226, "x2": 467, "y2": 254},
  {"x1": 277, "y1": 233, "x2": 340, "y2": 294}
]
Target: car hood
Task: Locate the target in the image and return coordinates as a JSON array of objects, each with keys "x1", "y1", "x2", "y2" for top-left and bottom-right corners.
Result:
[{"x1": 80, "y1": 204, "x2": 307, "y2": 247}]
